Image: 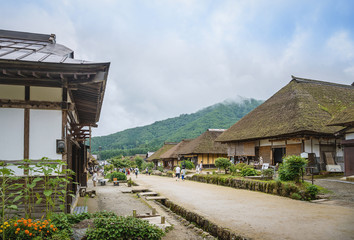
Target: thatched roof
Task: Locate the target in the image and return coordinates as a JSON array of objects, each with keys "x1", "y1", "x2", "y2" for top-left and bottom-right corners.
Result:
[
  {"x1": 328, "y1": 105, "x2": 354, "y2": 127},
  {"x1": 147, "y1": 142, "x2": 178, "y2": 161},
  {"x1": 217, "y1": 76, "x2": 354, "y2": 142},
  {"x1": 178, "y1": 129, "x2": 227, "y2": 154},
  {"x1": 160, "y1": 139, "x2": 194, "y2": 159}
]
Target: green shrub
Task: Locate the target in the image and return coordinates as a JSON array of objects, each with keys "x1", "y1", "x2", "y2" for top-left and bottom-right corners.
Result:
[
  {"x1": 86, "y1": 216, "x2": 164, "y2": 240},
  {"x1": 290, "y1": 193, "x2": 302, "y2": 200},
  {"x1": 241, "y1": 165, "x2": 257, "y2": 176},
  {"x1": 157, "y1": 166, "x2": 164, "y2": 172},
  {"x1": 107, "y1": 171, "x2": 127, "y2": 181},
  {"x1": 306, "y1": 185, "x2": 319, "y2": 199},
  {"x1": 167, "y1": 171, "x2": 174, "y2": 177},
  {"x1": 215, "y1": 157, "x2": 231, "y2": 174},
  {"x1": 261, "y1": 168, "x2": 274, "y2": 178},
  {"x1": 235, "y1": 163, "x2": 247, "y2": 171},
  {"x1": 51, "y1": 212, "x2": 73, "y2": 235},
  {"x1": 229, "y1": 165, "x2": 237, "y2": 174},
  {"x1": 179, "y1": 160, "x2": 195, "y2": 170},
  {"x1": 278, "y1": 155, "x2": 307, "y2": 183}
]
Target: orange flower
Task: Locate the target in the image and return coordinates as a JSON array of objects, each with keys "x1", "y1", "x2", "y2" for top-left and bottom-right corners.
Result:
[
  {"x1": 29, "y1": 233, "x2": 32, "y2": 236},
  {"x1": 28, "y1": 224, "x2": 32, "y2": 227},
  {"x1": 39, "y1": 230, "x2": 41, "y2": 232},
  {"x1": 14, "y1": 223, "x2": 17, "y2": 227},
  {"x1": 17, "y1": 220, "x2": 21, "y2": 223},
  {"x1": 15, "y1": 231, "x2": 18, "y2": 234},
  {"x1": 53, "y1": 228, "x2": 56, "y2": 232},
  {"x1": 28, "y1": 219, "x2": 32, "y2": 223},
  {"x1": 25, "y1": 230, "x2": 29, "y2": 234},
  {"x1": 50, "y1": 224, "x2": 53, "y2": 228},
  {"x1": 16, "y1": 228, "x2": 20, "y2": 231},
  {"x1": 34, "y1": 228, "x2": 37, "y2": 230},
  {"x1": 47, "y1": 230, "x2": 49, "y2": 233},
  {"x1": 39, "y1": 226, "x2": 42, "y2": 229}
]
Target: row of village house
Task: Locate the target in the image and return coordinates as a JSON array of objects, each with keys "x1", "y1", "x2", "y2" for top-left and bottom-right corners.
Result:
[
  {"x1": 148, "y1": 77, "x2": 354, "y2": 177},
  {"x1": 0, "y1": 30, "x2": 353, "y2": 217}
]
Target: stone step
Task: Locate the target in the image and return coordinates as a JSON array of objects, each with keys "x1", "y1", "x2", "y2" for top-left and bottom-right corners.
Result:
[
  {"x1": 146, "y1": 196, "x2": 167, "y2": 201},
  {"x1": 121, "y1": 190, "x2": 132, "y2": 193},
  {"x1": 139, "y1": 192, "x2": 158, "y2": 196},
  {"x1": 132, "y1": 188, "x2": 150, "y2": 193},
  {"x1": 143, "y1": 216, "x2": 171, "y2": 230}
]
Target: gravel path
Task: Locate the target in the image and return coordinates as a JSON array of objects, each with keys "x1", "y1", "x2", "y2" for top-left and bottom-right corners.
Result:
[{"x1": 134, "y1": 175, "x2": 354, "y2": 240}]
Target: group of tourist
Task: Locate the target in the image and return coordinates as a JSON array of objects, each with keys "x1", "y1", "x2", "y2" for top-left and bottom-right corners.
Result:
[{"x1": 175, "y1": 161, "x2": 203, "y2": 181}]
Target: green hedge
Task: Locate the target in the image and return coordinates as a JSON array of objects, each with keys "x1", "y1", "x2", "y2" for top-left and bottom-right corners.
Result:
[
  {"x1": 106, "y1": 171, "x2": 127, "y2": 181},
  {"x1": 186, "y1": 174, "x2": 318, "y2": 200}
]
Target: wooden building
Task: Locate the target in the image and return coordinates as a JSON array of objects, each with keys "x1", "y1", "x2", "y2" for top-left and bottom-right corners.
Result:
[
  {"x1": 328, "y1": 106, "x2": 354, "y2": 176},
  {"x1": 160, "y1": 139, "x2": 193, "y2": 169},
  {"x1": 146, "y1": 142, "x2": 177, "y2": 168},
  {"x1": 0, "y1": 30, "x2": 110, "y2": 213},
  {"x1": 216, "y1": 76, "x2": 354, "y2": 173},
  {"x1": 177, "y1": 129, "x2": 228, "y2": 168}
]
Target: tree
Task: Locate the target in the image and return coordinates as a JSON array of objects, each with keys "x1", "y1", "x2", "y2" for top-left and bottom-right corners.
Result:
[
  {"x1": 134, "y1": 156, "x2": 144, "y2": 170},
  {"x1": 215, "y1": 157, "x2": 231, "y2": 174},
  {"x1": 179, "y1": 160, "x2": 195, "y2": 170},
  {"x1": 278, "y1": 155, "x2": 308, "y2": 183},
  {"x1": 108, "y1": 156, "x2": 131, "y2": 169}
]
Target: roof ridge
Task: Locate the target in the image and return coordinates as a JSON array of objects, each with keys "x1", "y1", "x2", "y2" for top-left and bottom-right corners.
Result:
[{"x1": 291, "y1": 75, "x2": 353, "y2": 89}]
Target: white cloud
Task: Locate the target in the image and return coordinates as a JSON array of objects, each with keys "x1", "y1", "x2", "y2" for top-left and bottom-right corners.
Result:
[{"x1": 1, "y1": 0, "x2": 353, "y2": 136}]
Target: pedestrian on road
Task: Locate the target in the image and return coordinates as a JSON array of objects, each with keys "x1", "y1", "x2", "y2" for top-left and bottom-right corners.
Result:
[
  {"x1": 199, "y1": 161, "x2": 203, "y2": 173},
  {"x1": 175, "y1": 165, "x2": 181, "y2": 181},
  {"x1": 181, "y1": 167, "x2": 186, "y2": 181},
  {"x1": 92, "y1": 171, "x2": 98, "y2": 187},
  {"x1": 135, "y1": 167, "x2": 139, "y2": 178}
]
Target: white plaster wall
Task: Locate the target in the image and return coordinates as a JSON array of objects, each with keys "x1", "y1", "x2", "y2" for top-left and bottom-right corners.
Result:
[
  {"x1": 345, "y1": 133, "x2": 354, "y2": 140},
  {"x1": 259, "y1": 140, "x2": 271, "y2": 146},
  {"x1": 30, "y1": 87, "x2": 61, "y2": 102},
  {"x1": 29, "y1": 109, "x2": 62, "y2": 160},
  {"x1": 304, "y1": 139, "x2": 320, "y2": 155},
  {"x1": 272, "y1": 141, "x2": 286, "y2": 146},
  {"x1": 0, "y1": 108, "x2": 24, "y2": 160},
  {"x1": 0, "y1": 85, "x2": 24, "y2": 100},
  {"x1": 7, "y1": 165, "x2": 24, "y2": 175}
]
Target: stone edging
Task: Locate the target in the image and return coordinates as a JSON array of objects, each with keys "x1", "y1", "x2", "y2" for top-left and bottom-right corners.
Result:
[{"x1": 156, "y1": 199, "x2": 249, "y2": 240}]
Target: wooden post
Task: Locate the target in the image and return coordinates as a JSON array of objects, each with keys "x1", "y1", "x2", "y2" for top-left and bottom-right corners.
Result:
[
  {"x1": 161, "y1": 216, "x2": 165, "y2": 224},
  {"x1": 152, "y1": 208, "x2": 156, "y2": 216},
  {"x1": 133, "y1": 209, "x2": 136, "y2": 218}
]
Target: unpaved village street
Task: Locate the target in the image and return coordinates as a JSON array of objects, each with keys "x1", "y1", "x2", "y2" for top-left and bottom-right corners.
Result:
[{"x1": 134, "y1": 175, "x2": 354, "y2": 240}]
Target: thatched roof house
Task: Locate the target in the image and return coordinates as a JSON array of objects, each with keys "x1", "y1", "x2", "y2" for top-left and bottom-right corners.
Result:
[
  {"x1": 177, "y1": 129, "x2": 228, "y2": 168},
  {"x1": 160, "y1": 139, "x2": 193, "y2": 168},
  {"x1": 146, "y1": 142, "x2": 177, "y2": 167},
  {"x1": 217, "y1": 76, "x2": 354, "y2": 172}
]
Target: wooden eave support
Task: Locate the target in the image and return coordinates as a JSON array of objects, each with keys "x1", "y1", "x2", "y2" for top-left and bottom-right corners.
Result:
[{"x1": 0, "y1": 99, "x2": 74, "y2": 110}]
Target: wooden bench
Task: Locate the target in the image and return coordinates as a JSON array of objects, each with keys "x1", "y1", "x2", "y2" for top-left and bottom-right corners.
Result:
[{"x1": 73, "y1": 206, "x2": 88, "y2": 215}]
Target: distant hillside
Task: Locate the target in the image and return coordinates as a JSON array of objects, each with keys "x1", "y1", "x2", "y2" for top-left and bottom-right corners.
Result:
[{"x1": 92, "y1": 98, "x2": 263, "y2": 159}]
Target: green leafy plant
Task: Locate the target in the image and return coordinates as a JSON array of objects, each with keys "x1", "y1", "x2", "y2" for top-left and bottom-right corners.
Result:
[
  {"x1": 278, "y1": 155, "x2": 308, "y2": 183},
  {"x1": 86, "y1": 216, "x2": 164, "y2": 240},
  {"x1": 306, "y1": 185, "x2": 319, "y2": 199},
  {"x1": 240, "y1": 165, "x2": 257, "y2": 176},
  {"x1": 179, "y1": 160, "x2": 195, "y2": 170},
  {"x1": 157, "y1": 166, "x2": 164, "y2": 172},
  {"x1": 134, "y1": 156, "x2": 144, "y2": 170},
  {"x1": 261, "y1": 168, "x2": 274, "y2": 178},
  {"x1": 235, "y1": 163, "x2": 247, "y2": 171},
  {"x1": 107, "y1": 171, "x2": 127, "y2": 181},
  {"x1": 215, "y1": 158, "x2": 231, "y2": 174},
  {"x1": 0, "y1": 163, "x2": 23, "y2": 239}
]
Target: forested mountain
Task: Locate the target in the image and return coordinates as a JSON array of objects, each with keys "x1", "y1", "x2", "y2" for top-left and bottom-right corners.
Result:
[{"x1": 92, "y1": 98, "x2": 263, "y2": 159}]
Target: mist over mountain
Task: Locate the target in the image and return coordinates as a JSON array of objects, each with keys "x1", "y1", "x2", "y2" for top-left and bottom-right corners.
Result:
[{"x1": 91, "y1": 98, "x2": 263, "y2": 159}]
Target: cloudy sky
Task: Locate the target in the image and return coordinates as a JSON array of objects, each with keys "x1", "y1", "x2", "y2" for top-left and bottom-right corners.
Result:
[{"x1": 2, "y1": 0, "x2": 354, "y2": 136}]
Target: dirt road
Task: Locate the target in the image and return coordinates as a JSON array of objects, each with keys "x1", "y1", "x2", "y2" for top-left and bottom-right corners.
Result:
[{"x1": 134, "y1": 175, "x2": 354, "y2": 240}]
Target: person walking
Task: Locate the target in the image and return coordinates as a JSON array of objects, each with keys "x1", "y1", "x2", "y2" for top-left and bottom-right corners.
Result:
[
  {"x1": 92, "y1": 171, "x2": 98, "y2": 187},
  {"x1": 199, "y1": 161, "x2": 203, "y2": 173},
  {"x1": 135, "y1": 167, "x2": 139, "y2": 178},
  {"x1": 175, "y1": 165, "x2": 181, "y2": 181},
  {"x1": 181, "y1": 167, "x2": 187, "y2": 181}
]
